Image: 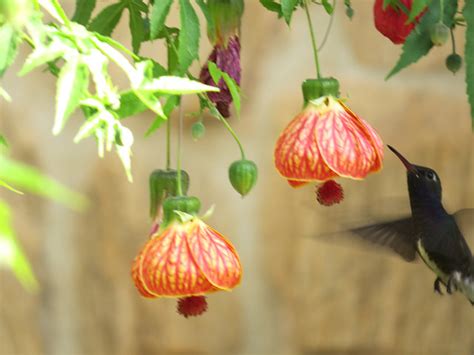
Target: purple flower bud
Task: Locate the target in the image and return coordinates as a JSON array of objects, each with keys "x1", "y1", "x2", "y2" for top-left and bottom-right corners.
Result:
[{"x1": 199, "y1": 35, "x2": 241, "y2": 118}]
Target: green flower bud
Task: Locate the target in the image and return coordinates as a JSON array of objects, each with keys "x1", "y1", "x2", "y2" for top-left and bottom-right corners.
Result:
[
  {"x1": 345, "y1": 6, "x2": 354, "y2": 19},
  {"x1": 149, "y1": 169, "x2": 190, "y2": 219},
  {"x1": 162, "y1": 196, "x2": 201, "y2": 227},
  {"x1": 445, "y1": 53, "x2": 462, "y2": 74},
  {"x1": 430, "y1": 22, "x2": 449, "y2": 46},
  {"x1": 228, "y1": 159, "x2": 258, "y2": 197},
  {"x1": 191, "y1": 121, "x2": 206, "y2": 141}
]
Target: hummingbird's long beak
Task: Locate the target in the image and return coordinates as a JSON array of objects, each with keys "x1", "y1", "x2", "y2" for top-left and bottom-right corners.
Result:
[{"x1": 387, "y1": 145, "x2": 418, "y2": 175}]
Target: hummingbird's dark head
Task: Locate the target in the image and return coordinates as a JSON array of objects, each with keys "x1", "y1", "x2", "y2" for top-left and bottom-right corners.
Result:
[{"x1": 388, "y1": 145, "x2": 442, "y2": 201}]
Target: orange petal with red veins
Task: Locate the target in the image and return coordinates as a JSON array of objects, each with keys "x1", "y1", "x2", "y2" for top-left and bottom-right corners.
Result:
[
  {"x1": 186, "y1": 220, "x2": 242, "y2": 290},
  {"x1": 316, "y1": 102, "x2": 378, "y2": 179},
  {"x1": 140, "y1": 224, "x2": 216, "y2": 297},
  {"x1": 287, "y1": 179, "x2": 309, "y2": 188},
  {"x1": 131, "y1": 246, "x2": 157, "y2": 298},
  {"x1": 338, "y1": 100, "x2": 384, "y2": 172},
  {"x1": 274, "y1": 108, "x2": 338, "y2": 182}
]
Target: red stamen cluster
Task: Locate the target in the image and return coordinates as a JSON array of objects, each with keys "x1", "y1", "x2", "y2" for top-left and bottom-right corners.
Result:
[
  {"x1": 316, "y1": 180, "x2": 344, "y2": 206},
  {"x1": 177, "y1": 296, "x2": 208, "y2": 318}
]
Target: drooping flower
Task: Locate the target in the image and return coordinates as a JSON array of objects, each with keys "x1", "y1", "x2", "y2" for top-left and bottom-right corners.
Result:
[
  {"x1": 132, "y1": 196, "x2": 242, "y2": 317},
  {"x1": 274, "y1": 78, "x2": 384, "y2": 193},
  {"x1": 373, "y1": 0, "x2": 426, "y2": 44},
  {"x1": 200, "y1": 0, "x2": 243, "y2": 118}
]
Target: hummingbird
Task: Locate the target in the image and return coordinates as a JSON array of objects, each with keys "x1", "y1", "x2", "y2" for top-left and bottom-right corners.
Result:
[{"x1": 349, "y1": 145, "x2": 474, "y2": 305}]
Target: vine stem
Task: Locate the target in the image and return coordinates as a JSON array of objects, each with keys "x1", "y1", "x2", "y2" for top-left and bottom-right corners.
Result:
[
  {"x1": 219, "y1": 112, "x2": 246, "y2": 160},
  {"x1": 440, "y1": 0, "x2": 444, "y2": 22},
  {"x1": 176, "y1": 99, "x2": 184, "y2": 196},
  {"x1": 166, "y1": 118, "x2": 171, "y2": 170},
  {"x1": 450, "y1": 27, "x2": 456, "y2": 53},
  {"x1": 304, "y1": 0, "x2": 322, "y2": 79},
  {"x1": 317, "y1": 0, "x2": 336, "y2": 52}
]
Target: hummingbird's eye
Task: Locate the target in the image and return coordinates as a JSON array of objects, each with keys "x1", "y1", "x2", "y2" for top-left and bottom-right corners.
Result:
[{"x1": 426, "y1": 171, "x2": 435, "y2": 180}]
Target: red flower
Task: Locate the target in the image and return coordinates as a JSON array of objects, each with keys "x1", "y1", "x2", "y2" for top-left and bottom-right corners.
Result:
[
  {"x1": 200, "y1": 36, "x2": 241, "y2": 118},
  {"x1": 373, "y1": 0, "x2": 426, "y2": 44},
  {"x1": 274, "y1": 96, "x2": 383, "y2": 188},
  {"x1": 131, "y1": 218, "x2": 242, "y2": 300}
]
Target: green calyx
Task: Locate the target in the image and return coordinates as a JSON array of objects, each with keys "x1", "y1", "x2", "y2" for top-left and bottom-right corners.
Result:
[
  {"x1": 228, "y1": 159, "x2": 258, "y2": 197},
  {"x1": 162, "y1": 196, "x2": 201, "y2": 227},
  {"x1": 207, "y1": 0, "x2": 244, "y2": 45},
  {"x1": 302, "y1": 78, "x2": 340, "y2": 104},
  {"x1": 149, "y1": 169, "x2": 190, "y2": 219}
]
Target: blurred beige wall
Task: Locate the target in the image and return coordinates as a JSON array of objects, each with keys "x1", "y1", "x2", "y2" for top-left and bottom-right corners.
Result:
[{"x1": 1, "y1": 1, "x2": 473, "y2": 355}]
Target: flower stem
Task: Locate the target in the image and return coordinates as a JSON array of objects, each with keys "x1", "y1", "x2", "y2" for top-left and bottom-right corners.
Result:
[
  {"x1": 219, "y1": 114, "x2": 246, "y2": 160},
  {"x1": 450, "y1": 27, "x2": 456, "y2": 53},
  {"x1": 439, "y1": 0, "x2": 444, "y2": 22},
  {"x1": 318, "y1": 0, "x2": 336, "y2": 52},
  {"x1": 166, "y1": 117, "x2": 171, "y2": 170},
  {"x1": 176, "y1": 100, "x2": 184, "y2": 196},
  {"x1": 304, "y1": 0, "x2": 322, "y2": 79}
]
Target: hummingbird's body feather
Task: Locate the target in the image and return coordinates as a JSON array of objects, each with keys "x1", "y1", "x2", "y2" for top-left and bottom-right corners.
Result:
[{"x1": 349, "y1": 146, "x2": 474, "y2": 305}]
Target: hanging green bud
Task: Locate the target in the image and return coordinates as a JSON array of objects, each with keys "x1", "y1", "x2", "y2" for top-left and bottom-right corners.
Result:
[
  {"x1": 228, "y1": 159, "x2": 258, "y2": 197},
  {"x1": 445, "y1": 53, "x2": 462, "y2": 74},
  {"x1": 149, "y1": 169, "x2": 190, "y2": 219},
  {"x1": 191, "y1": 121, "x2": 206, "y2": 141},
  {"x1": 207, "y1": 0, "x2": 244, "y2": 46},
  {"x1": 162, "y1": 196, "x2": 201, "y2": 227},
  {"x1": 430, "y1": 22, "x2": 449, "y2": 46}
]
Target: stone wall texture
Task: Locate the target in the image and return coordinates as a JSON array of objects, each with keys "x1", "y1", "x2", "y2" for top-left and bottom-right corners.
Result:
[{"x1": 1, "y1": 1, "x2": 473, "y2": 355}]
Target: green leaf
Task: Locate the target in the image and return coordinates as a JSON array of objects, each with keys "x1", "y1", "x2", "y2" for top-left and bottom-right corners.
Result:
[
  {"x1": 178, "y1": 0, "x2": 200, "y2": 73},
  {"x1": 464, "y1": 0, "x2": 474, "y2": 128},
  {"x1": 89, "y1": 2, "x2": 126, "y2": 36},
  {"x1": 72, "y1": 0, "x2": 97, "y2": 25},
  {"x1": 386, "y1": 0, "x2": 457, "y2": 79},
  {"x1": 0, "y1": 87, "x2": 11, "y2": 102},
  {"x1": 0, "y1": 25, "x2": 19, "y2": 78},
  {"x1": 281, "y1": 0, "x2": 298, "y2": 24},
  {"x1": 259, "y1": 0, "x2": 282, "y2": 14},
  {"x1": 0, "y1": 200, "x2": 38, "y2": 292},
  {"x1": 19, "y1": 41, "x2": 67, "y2": 76},
  {"x1": 196, "y1": 0, "x2": 215, "y2": 40},
  {"x1": 114, "y1": 90, "x2": 149, "y2": 119},
  {"x1": 140, "y1": 76, "x2": 219, "y2": 94},
  {"x1": 0, "y1": 156, "x2": 88, "y2": 211},
  {"x1": 145, "y1": 95, "x2": 179, "y2": 136},
  {"x1": 134, "y1": 90, "x2": 165, "y2": 117},
  {"x1": 53, "y1": 56, "x2": 90, "y2": 135},
  {"x1": 407, "y1": 0, "x2": 430, "y2": 23},
  {"x1": 0, "y1": 180, "x2": 23, "y2": 194},
  {"x1": 322, "y1": 0, "x2": 334, "y2": 15},
  {"x1": 128, "y1": 2, "x2": 146, "y2": 54},
  {"x1": 207, "y1": 61, "x2": 222, "y2": 85},
  {"x1": 150, "y1": 0, "x2": 173, "y2": 39},
  {"x1": 222, "y1": 72, "x2": 241, "y2": 117},
  {"x1": 0, "y1": 135, "x2": 7, "y2": 147}
]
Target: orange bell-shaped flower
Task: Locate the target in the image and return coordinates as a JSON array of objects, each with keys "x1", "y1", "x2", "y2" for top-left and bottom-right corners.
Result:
[
  {"x1": 274, "y1": 78, "x2": 383, "y2": 187},
  {"x1": 132, "y1": 218, "x2": 242, "y2": 298}
]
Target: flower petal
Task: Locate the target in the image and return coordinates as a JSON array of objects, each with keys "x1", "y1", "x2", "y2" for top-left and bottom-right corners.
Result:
[
  {"x1": 140, "y1": 224, "x2": 216, "y2": 297},
  {"x1": 339, "y1": 100, "x2": 384, "y2": 173},
  {"x1": 186, "y1": 220, "x2": 242, "y2": 290},
  {"x1": 274, "y1": 107, "x2": 337, "y2": 182},
  {"x1": 287, "y1": 179, "x2": 309, "y2": 188},
  {"x1": 316, "y1": 100, "x2": 378, "y2": 179},
  {"x1": 131, "y1": 246, "x2": 157, "y2": 298}
]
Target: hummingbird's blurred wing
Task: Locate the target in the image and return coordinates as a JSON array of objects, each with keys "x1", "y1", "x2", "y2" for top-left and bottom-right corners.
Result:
[
  {"x1": 453, "y1": 209, "x2": 474, "y2": 245},
  {"x1": 350, "y1": 217, "x2": 417, "y2": 261}
]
